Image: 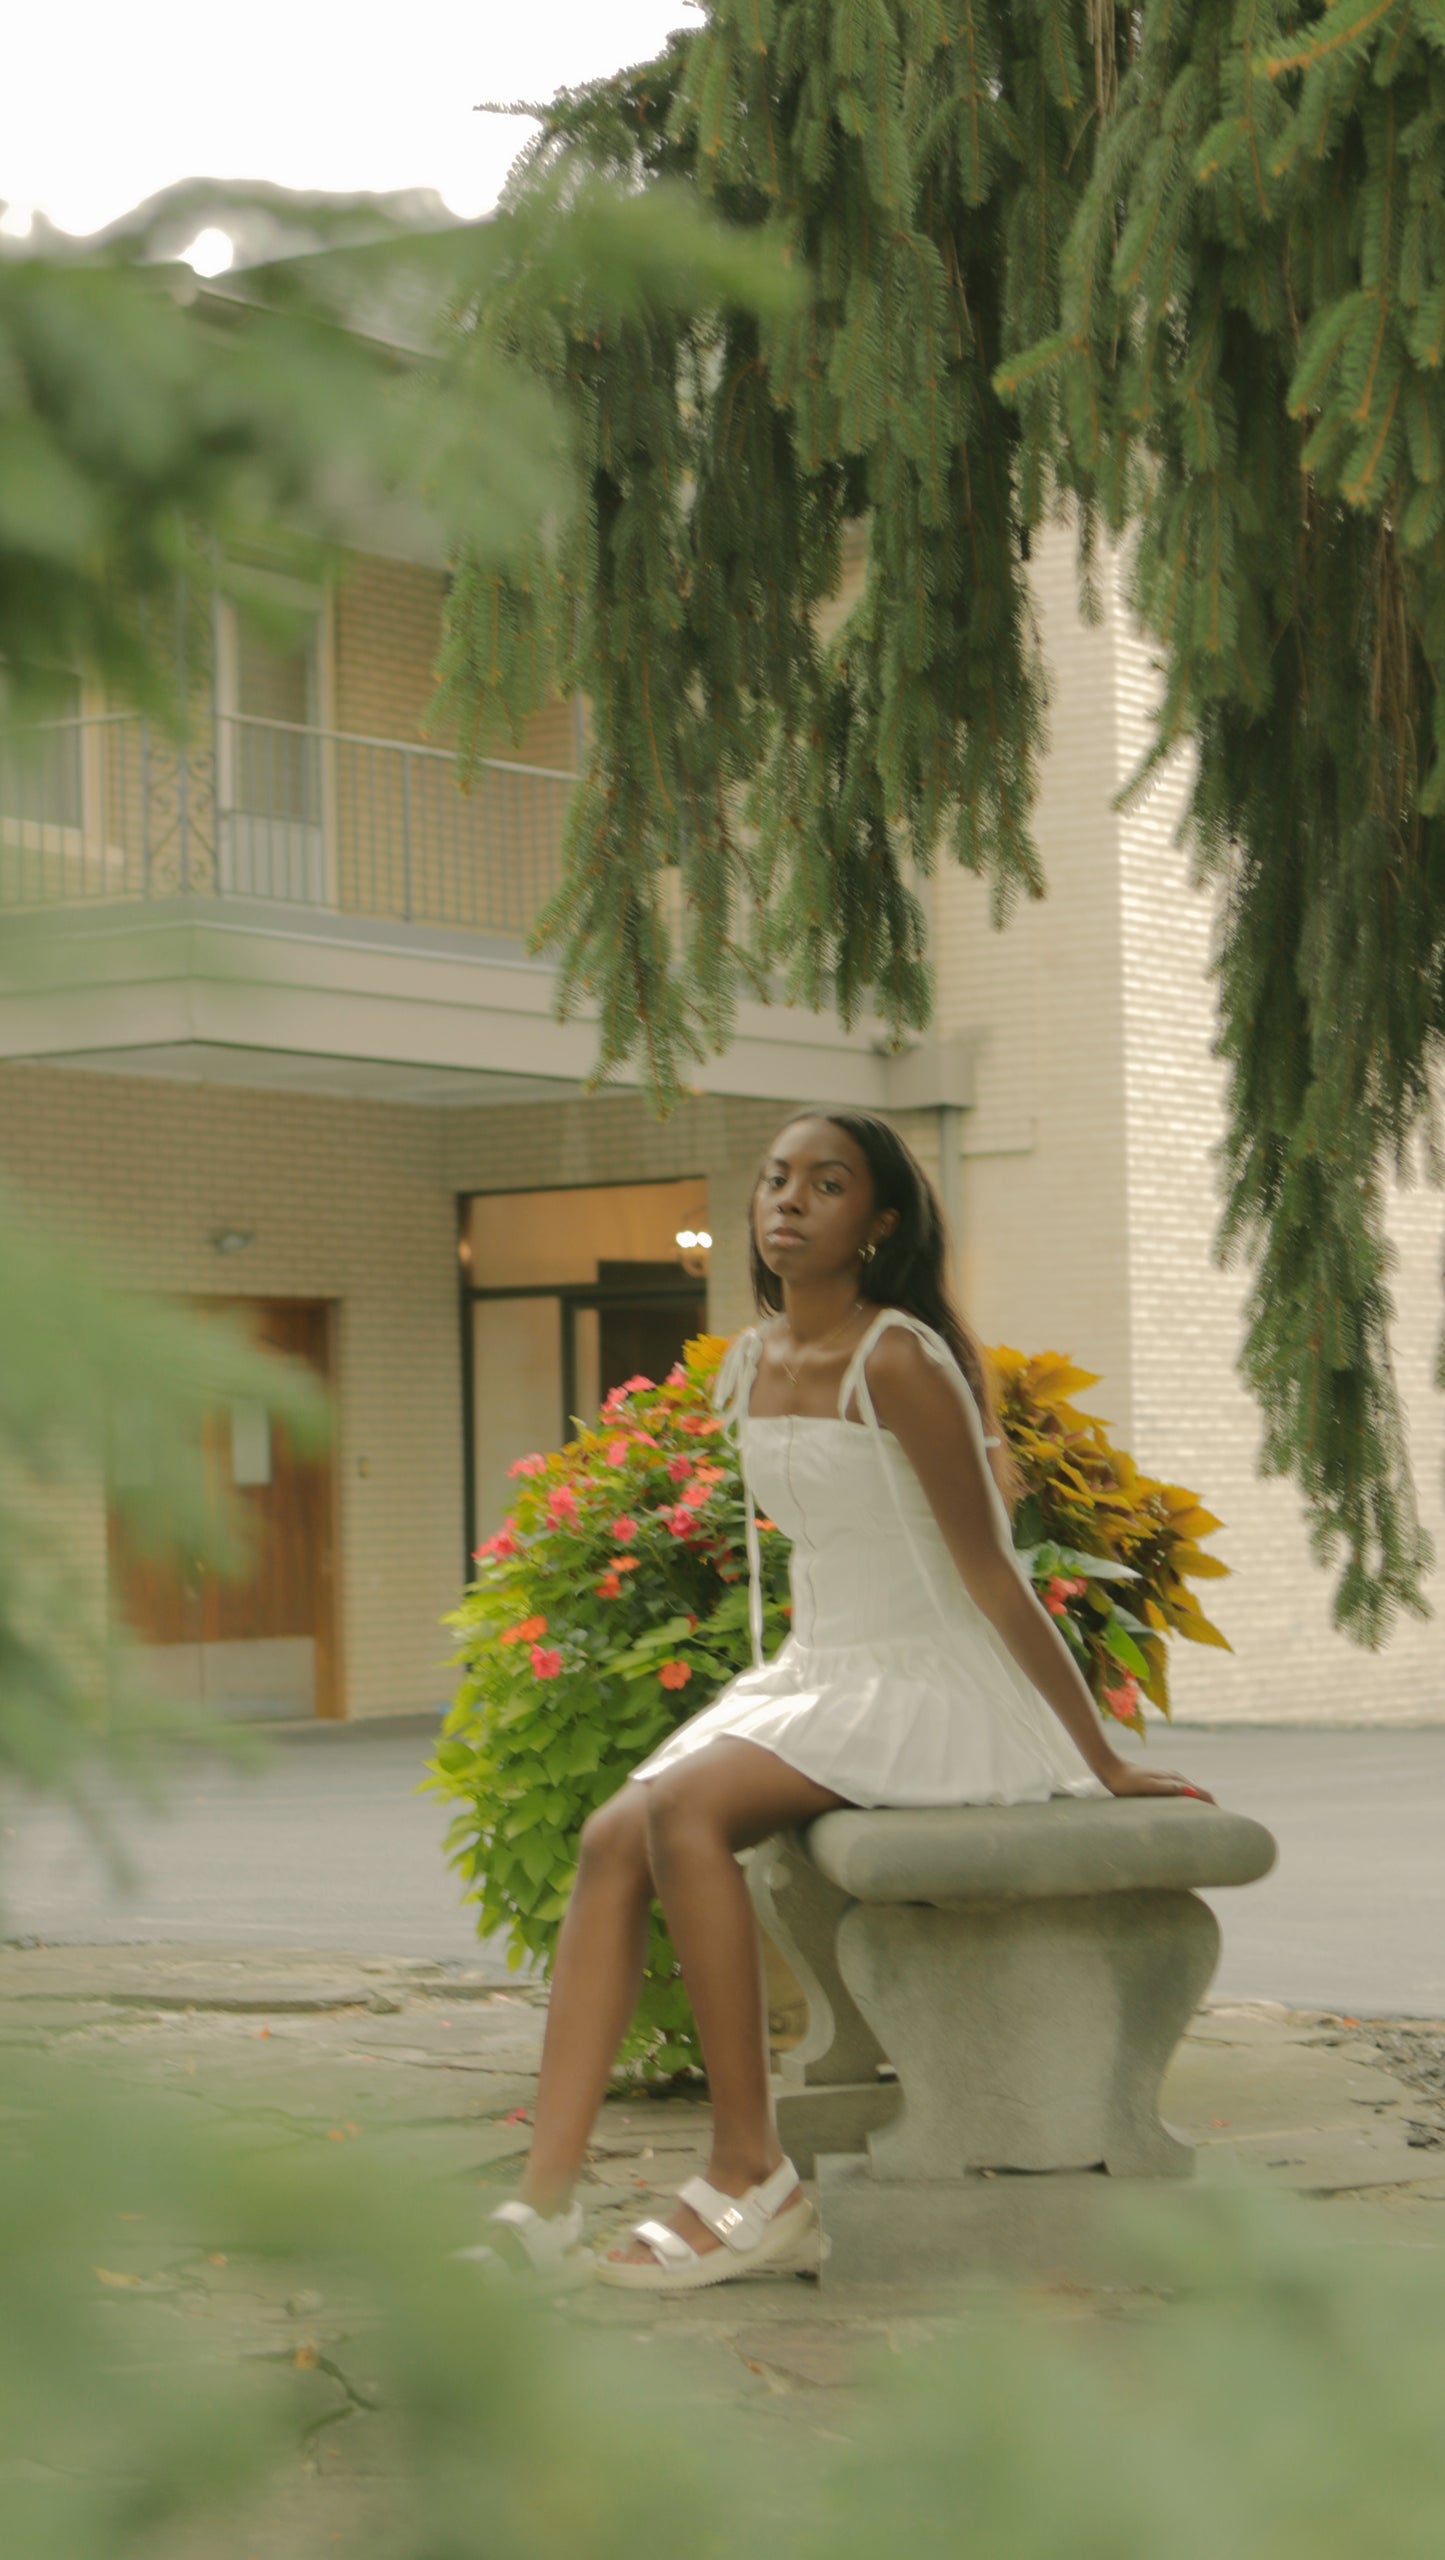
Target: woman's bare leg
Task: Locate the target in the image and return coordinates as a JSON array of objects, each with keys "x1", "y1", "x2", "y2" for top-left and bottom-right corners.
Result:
[
  {"x1": 611, "y1": 1739, "x2": 847, "y2": 2263},
  {"x1": 517, "y1": 1782, "x2": 655, "y2": 2214}
]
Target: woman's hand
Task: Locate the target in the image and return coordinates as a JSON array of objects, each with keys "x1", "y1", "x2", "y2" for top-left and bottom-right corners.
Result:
[{"x1": 1098, "y1": 1758, "x2": 1216, "y2": 1804}]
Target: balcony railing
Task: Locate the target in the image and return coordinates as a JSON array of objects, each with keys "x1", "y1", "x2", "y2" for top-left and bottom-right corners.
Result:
[{"x1": 0, "y1": 712, "x2": 576, "y2": 939}]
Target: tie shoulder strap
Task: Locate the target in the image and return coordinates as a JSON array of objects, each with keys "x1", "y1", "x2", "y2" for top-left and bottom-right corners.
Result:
[
  {"x1": 836, "y1": 1307, "x2": 953, "y2": 1422},
  {"x1": 836, "y1": 1306, "x2": 1000, "y2": 1444},
  {"x1": 713, "y1": 1329, "x2": 766, "y2": 1667},
  {"x1": 713, "y1": 1327, "x2": 763, "y2": 1425}
]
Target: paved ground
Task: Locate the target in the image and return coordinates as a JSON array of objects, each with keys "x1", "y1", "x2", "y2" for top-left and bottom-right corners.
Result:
[
  {"x1": 2, "y1": 1935, "x2": 1441, "y2": 2543},
  {"x1": 4, "y1": 1719, "x2": 1444, "y2": 2016}
]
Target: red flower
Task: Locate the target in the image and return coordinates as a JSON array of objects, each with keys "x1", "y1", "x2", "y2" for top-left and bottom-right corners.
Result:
[
  {"x1": 1101, "y1": 1677, "x2": 1140, "y2": 1720},
  {"x1": 610, "y1": 1516, "x2": 639, "y2": 1544},
  {"x1": 621, "y1": 1374, "x2": 655, "y2": 1394},
  {"x1": 474, "y1": 1525, "x2": 519, "y2": 1561},
  {"x1": 666, "y1": 1455, "x2": 693, "y2": 1484},
  {"x1": 679, "y1": 1414, "x2": 723, "y2": 1437},
  {"x1": 658, "y1": 1659, "x2": 692, "y2": 1692},
  {"x1": 606, "y1": 1436, "x2": 630, "y2": 1467},
  {"x1": 666, "y1": 1364, "x2": 686, "y2": 1385},
  {"x1": 601, "y1": 1386, "x2": 630, "y2": 1417},
  {"x1": 595, "y1": 1571, "x2": 622, "y2": 1600},
  {"x1": 545, "y1": 1486, "x2": 580, "y2": 1528},
  {"x1": 529, "y1": 1644, "x2": 563, "y2": 1680},
  {"x1": 680, "y1": 1481, "x2": 710, "y2": 1509},
  {"x1": 755, "y1": 1517, "x2": 778, "y2": 1534},
  {"x1": 613, "y1": 1555, "x2": 641, "y2": 1575},
  {"x1": 663, "y1": 1506, "x2": 696, "y2": 1539},
  {"x1": 498, "y1": 1614, "x2": 547, "y2": 1646},
  {"x1": 508, "y1": 1453, "x2": 546, "y2": 1480}
]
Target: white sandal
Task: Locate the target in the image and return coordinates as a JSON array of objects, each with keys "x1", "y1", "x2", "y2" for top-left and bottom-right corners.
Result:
[
  {"x1": 453, "y1": 2197, "x2": 593, "y2": 2291},
  {"x1": 595, "y1": 2157, "x2": 818, "y2": 2293}
]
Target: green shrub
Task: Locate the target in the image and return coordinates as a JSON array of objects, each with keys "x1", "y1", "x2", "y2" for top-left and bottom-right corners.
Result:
[
  {"x1": 432, "y1": 1336, "x2": 789, "y2": 2070},
  {"x1": 432, "y1": 1334, "x2": 1229, "y2": 2068}
]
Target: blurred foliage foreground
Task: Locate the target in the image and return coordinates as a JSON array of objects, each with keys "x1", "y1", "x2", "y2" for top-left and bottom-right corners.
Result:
[{"x1": 2, "y1": 2044, "x2": 1445, "y2": 2559}]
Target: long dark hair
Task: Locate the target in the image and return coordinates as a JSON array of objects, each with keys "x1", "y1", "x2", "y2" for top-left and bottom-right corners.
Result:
[{"x1": 749, "y1": 1107, "x2": 1023, "y2": 1511}]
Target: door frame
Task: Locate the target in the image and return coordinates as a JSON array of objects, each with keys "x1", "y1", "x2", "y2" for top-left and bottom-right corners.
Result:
[{"x1": 458, "y1": 1266, "x2": 707, "y2": 1574}]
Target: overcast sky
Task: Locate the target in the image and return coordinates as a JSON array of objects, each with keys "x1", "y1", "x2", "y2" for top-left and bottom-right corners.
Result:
[{"x1": 2, "y1": 2, "x2": 693, "y2": 239}]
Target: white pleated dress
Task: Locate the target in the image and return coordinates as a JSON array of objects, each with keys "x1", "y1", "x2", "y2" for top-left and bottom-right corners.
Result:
[{"x1": 629, "y1": 1311, "x2": 1107, "y2": 1809}]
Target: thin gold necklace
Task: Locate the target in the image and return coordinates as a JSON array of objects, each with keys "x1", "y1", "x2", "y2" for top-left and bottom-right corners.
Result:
[{"x1": 778, "y1": 1297, "x2": 865, "y2": 1386}]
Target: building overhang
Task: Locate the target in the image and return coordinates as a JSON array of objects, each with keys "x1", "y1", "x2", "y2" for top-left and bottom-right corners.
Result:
[{"x1": 0, "y1": 900, "x2": 975, "y2": 1115}]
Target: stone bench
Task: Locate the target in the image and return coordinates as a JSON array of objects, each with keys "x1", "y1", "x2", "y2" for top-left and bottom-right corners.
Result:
[{"x1": 749, "y1": 1796, "x2": 1277, "y2": 2282}]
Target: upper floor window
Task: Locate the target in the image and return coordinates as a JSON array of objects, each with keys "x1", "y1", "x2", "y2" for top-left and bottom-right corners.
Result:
[
  {"x1": 225, "y1": 602, "x2": 325, "y2": 828},
  {"x1": 0, "y1": 669, "x2": 84, "y2": 830}
]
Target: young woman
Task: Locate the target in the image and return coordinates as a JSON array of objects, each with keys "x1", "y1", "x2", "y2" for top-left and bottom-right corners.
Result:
[{"x1": 467, "y1": 1110, "x2": 1216, "y2": 2293}]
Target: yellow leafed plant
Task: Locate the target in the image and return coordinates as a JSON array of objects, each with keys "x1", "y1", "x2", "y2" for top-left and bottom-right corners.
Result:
[{"x1": 992, "y1": 1346, "x2": 1230, "y2": 1735}]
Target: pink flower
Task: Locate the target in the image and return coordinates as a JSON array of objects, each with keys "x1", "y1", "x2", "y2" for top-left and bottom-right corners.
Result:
[
  {"x1": 1044, "y1": 1576, "x2": 1075, "y2": 1616},
  {"x1": 680, "y1": 1481, "x2": 710, "y2": 1510},
  {"x1": 621, "y1": 1374, "x2": 654, "y2": 1394},
  {"x1": 1102, "y1": 1677, "x2": 1140, "y2": 1720},
  {"x1": 666, "y1": 1364, "x2": 686, "y2": 1385},
  {"x1": 610, "y1": 1516, "x2": 639, "y2": 1545},
  {"x1": 606, "y1": 1436, "x2": 630, "y2": 1467},
  {"x1": 508, "y1": 1453, "x2": 546, "y2": 1480},
  {"x1": 545, "y1": 1486, "x2": 580, "y2": 1528},
  {"x1": 602, "y1": 1386, "x2": 630, "y2": 1417},
  {"x1": 664, "y1": 1506, "x2": 696, "y2": 1540},
  {"x1": 529, "y1": 1644, "x2": 563, "y2": 1680},
  {"x1": 666, "y1": 1455, "x2": 693, "y2": 1484},
  {"x1": 658, "y1": 1659, "x2": 692, "y2": 1692},
  {"x1": 474, "y1": 1525, "x2": 519, "y2": 1561}
]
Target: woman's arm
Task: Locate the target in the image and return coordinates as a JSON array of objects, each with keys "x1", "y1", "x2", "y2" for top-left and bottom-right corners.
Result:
[{"x1": 865, "y1": 1330, "x2": 1214, "y2": 1802}]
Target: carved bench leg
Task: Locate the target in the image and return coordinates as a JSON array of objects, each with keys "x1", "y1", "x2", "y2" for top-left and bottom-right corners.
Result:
[
  {"x1": 747, "y1": 1832, "x2": 900, "y2": 2175},
  {"x1": 834, "y1": 1887, "x2": 1219, "y2": 2182}
]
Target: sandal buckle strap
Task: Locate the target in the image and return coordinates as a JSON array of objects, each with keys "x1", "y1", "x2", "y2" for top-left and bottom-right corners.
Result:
[
  {"x1": 630, "y1": 2217, "x2": 697, "y2": 2267},
  {"x1": 678, "y1": 2156, "x2": 798, "y2": 2254}
]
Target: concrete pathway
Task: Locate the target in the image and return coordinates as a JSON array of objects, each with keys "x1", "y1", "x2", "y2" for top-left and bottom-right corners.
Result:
[
  {"x1": 1, "y1": 1937, "x2": 1441, "y2": 2512},
  {"x1": 3, "y1": 1718, "x2": 1444, "y2": 2014},
  {"x1": 5, "y1": 1725, "x2": 1442, "y2": 2548}
]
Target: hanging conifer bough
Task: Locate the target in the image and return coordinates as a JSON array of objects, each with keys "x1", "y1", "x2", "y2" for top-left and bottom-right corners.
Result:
[
  {"x1": 438, "y1": 0, "x2": 1445, "y2": 1647},
  {"x1": 998, "y1": 0, "x2": 1445, "y2": 1645},
  {"x1": 437, "y1": 2, "x2": 1096, "y2": 1081}
]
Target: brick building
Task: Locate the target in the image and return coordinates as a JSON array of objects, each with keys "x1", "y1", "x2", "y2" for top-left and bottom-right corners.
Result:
[{"x1": 2, "y1": 510, "x2": 1440, "y2": 1729}]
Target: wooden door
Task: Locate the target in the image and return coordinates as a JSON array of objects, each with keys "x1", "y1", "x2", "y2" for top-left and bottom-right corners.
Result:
[{"x1": 108, "y1": 1298, "x2": 342, "y2": 1720}]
